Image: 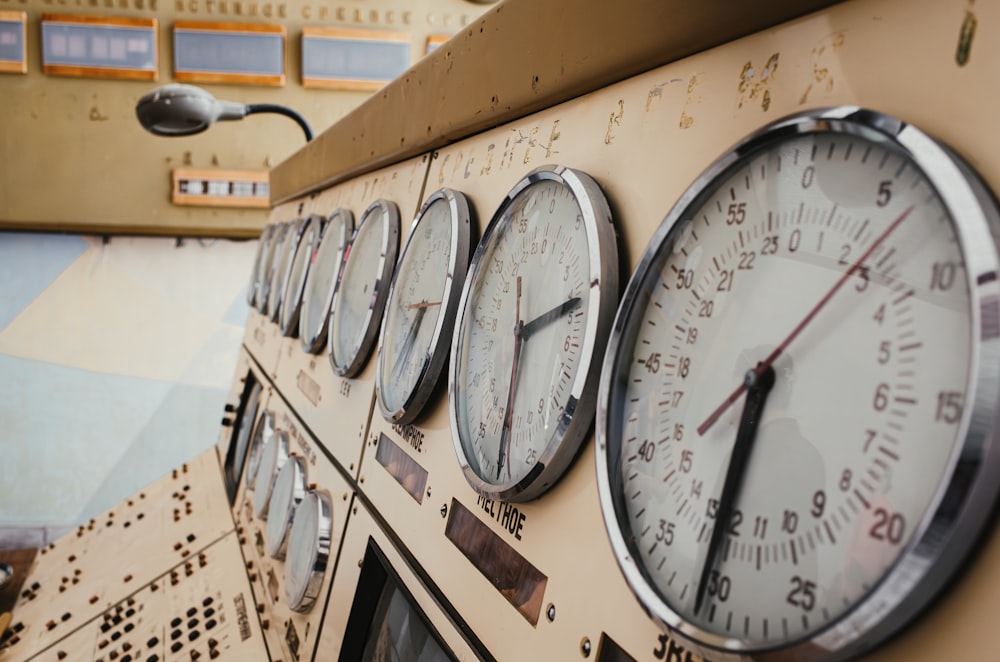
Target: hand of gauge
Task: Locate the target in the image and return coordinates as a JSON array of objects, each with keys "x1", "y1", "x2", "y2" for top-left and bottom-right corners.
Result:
[
  {"x1": 697, "y1": 205, "x2": 914, "y2": 436},
  {"x1": 498, "y1": 276, "x2": 524, "y2": 480},
  {"x1": 391, "y1": 304, "x2": 427, "y2": 380},
  {"x1": 521, "y1": 296, "x2": 582, "y2": 341},
  {"x1": 694, "y1": 364, "x2": 775, "y2": 616}
]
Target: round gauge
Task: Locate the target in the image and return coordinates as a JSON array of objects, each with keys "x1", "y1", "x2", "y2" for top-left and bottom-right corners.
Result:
[
  {"x1": 245, "y1": 409, "x2": 275, "y2": 489},
  {"x1": 449, "y1": 165, "x2": 618, "y2": 502},
  {"x1": 256, "y1": 223, "x2": 286, "y2": 314},
  {"x1": 299, "y1": 209, "x2": 355, "y2": 354},
  {"x1": 596, "y1": 107, "x2": 1000, "y2": 659},
  {"x1": 265, "y1": 456, "x2": 307, "y2": 560},
  {"x1": 328, "y1": 200, "x2": 400, "y2": 377},
  {"x1": 280, "y1": 214, "x2": 324, "y2": 338},
  {"x1": 268, "y1": 218, "x2": 305, "y2": 323},
  {"x1": 376, "y1": 188, "x2": 472, "y2": 424},
  {"x1": 284, "y1": 489, "x2": 333, "y2": 612},
  {"x1": 227, "y1": 380, "x2": 261, "y2": 492},
  {"x1": 252, "y1": 429, "x2": 289, "y2": 519},
  {"x1": 247, "y1": 224, "x2": 275, "y2": 307}
]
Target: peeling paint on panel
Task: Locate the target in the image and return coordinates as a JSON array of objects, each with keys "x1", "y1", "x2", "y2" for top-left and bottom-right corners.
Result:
[
  {"x1": 645, "y1": 78, "x2": 684, "y2": 112},
  {"x1": 479, "y1": 144, "x2": 494, "y2": 176},
  {"x1": 956, "y1": 10, "x2": 977, "y2": 66},
  {"x1": 679, "y1": 74, "x2": 702, "y2": 129},
  {"x1": 737, "y1": 52, "x2": 779, "y2": 111},
  {"x1": 605, "y1": 100, "x2": 624, "y2": 145},
  {"x1": 799, "y1": 32, "x2": 845, "y2": 105},
  {"x1": 88, "y1": 107, "x2": 108, "y2": 122},
  {"x1": 543, "y1": 120, "x2": 560, "y2": 159}
]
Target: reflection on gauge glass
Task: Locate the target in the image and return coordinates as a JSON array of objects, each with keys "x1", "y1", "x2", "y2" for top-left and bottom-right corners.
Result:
[
  {"x1": 329, "y1": 199, "x2": 400, "y2": 377},
  {"x1": 281, "y1": 214, "x2": 323, "y2": 338},
  {"x1": 265, "y1": 456, "x2": 307, "y2": 560},
  {"x1": 245, "y1": 410, "x2": 275, "y2": 489},
  {"x1": 227, "y1": 379, "x2": 261, "y2": 496},
  {"x1": 449, "y1": 165, "x2": 618, "y2": 502},
  {"x1": 596, "y1": 107, "x2": 1000, "y2": 660},
  {"x1": 300, "y1": 209, "x2": 355, "y2": 354},
  {"x1": 247, "y1": 224, "x2": 275, "y2": 307},
  {"x1": 269, "y1": 218, "x2": 305, "y2": 323},
  {"x1": 257, "y1": 223, "x2": 286, "y2": 314},
  {"x1": 284, "y1": 489, "x2": 333, "y2": 612},
  {"x1": 253, "y1": 429, "x2": 289, "y2": 519},
  {"x1": 376, "y1": 188, "x2": 472, "y2": 424}
]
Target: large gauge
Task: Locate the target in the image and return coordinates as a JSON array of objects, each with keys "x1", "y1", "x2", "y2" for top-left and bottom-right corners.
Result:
[
  {"x1": 247, "y1": 224, "x2": 275, "y2": 308},
  {"x1": 284, "y1": 489, "x2": 333, "y2": 612},
  {"x1": 253, "y1": 429, "x2": 290, "y2": 519},
  {"x1": 376, "y1": 188, "x2": 472, "y2": 424},
  {"x1": 256, "y1": 222, "x2": 286, "y2": 314},
  {"x1": 245, "y1": 409, "x2": 275, "y2": 489},
  {"x1": 328, "y1": 200, "x2": 400, "y2": 377},
  {"x1": 265, "y1": 456, "x2": 307, "y2": 560},
  {"x1": 450, "y1": 165, "x2": 618, "y2": 502},
  {"x1": 268, "y1": 218, "x2": 305, "y2": 324},
  {"x1": 299, "y1": 208, "x2": 355, "y2": 354},
  {"x1": 596, "y1": 107, "x2": 1000, "y2": 660},
  {"x1": 280, "y1": 214, "x2": 323, "y2": 338}
]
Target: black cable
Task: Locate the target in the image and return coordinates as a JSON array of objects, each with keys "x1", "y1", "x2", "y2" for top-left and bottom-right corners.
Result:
[{"x1": 245, "y1": 104, "x2": 314, "y2": 141}]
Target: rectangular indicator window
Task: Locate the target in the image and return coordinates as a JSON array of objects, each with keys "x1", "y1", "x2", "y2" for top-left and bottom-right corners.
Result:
[
  {"x1": 174, "y1": 21, "x2": 285, "y2": 86},
  {"x1": 0, "y1": 11, "x2": 27, "y2": 74},
  {"x1": 172, "y1": 169, "x2": 270, "y2": 209},
  {"x1": 444, "y1": 498, "x2": 547, "y2": 625},
  {"x1": 375, "y1": 433, "x2": 427, "y2": 504},
  {"x1": 41, "y1": 14, "x2": 157, "y2": 80},
  {"x1": 301, "y1": 27, "x2": 409, "y2": 91}
]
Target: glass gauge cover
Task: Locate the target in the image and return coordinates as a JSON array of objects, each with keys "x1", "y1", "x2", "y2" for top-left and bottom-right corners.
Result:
[
  {"x1": 449, "y1": 165, "x2": 618, "y2": 502},
  {"x1": 596, "y1": 107, "x2": 1000, "y2": 660},
  {"x1": 226, "y1": 380, "x2": 261, "y2": 496},
  {"x1": 247, "y1": 224, "x2": 275, "y2": 307},
  {"x1": 253, "y1": 429, "x2": 289, "y2": 519},
  {"x1": 328, "y1": 199, "x2": 400, "y2": 377},
  {"x1": 280, "y1": 214, "x2": 323, "y2": 338},
  {"x1": 265, "y1": 456, "x2": 307, "y2": 560},
  {"x1": 245, "y1": 409, "x2": 275, "y2": 489},
  {"x1": 299, "y1": 208, "x2": 355, "y2": 354},
  {"x1": 256, "y1": 222, "x2": 286, "y2": 314},
  {"x1": 268, "y1": 218, "x2": 305, "y2": 323},
  {"x1": 376, "y1": 188, "x2": 472, "y2": 424},
  {"x1": 284, "y1": 489, "x2": 333, "y2": 613}
]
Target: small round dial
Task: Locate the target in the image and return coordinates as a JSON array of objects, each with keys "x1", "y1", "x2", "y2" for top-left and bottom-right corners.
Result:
[
  {"x1": 265, "y1": 456, "x2": 307, "y2": 560},
  {"x1": 450, "y1": 165, "x2": 618, "y2": 502},
  {"x1": 268, "y1": 218, "x2": 304, "y2": 323},
  {"x1": 299, "y1": 209, "x2": 354, "y2": 354},
  {"x1": 247, "y1": 224, "x2": 275, "y2": 308},
  {"x1": 284, "y1": 489, "x2": 333, "y2": 613},
  {"x1": 596, "y1": 107, "x2": 1000, "y2": 659},
  {"x1": 256, "y1": 222, "x2": 286, "y2": 314},
  {"x1": 328, "y1": 200, "x2": 400, "y2": 377},
  {"x1": 280, "y1": 214, "x2": 323, "y2": 338},
  {"x1": 245, "y1": 409, "x2": 275, "y2": 489},
  {"x1": 252, "y1": 429, "x2": 289, "y2": 519},
  {"x1": 377, "y1": 188, "x2": 472, "y2": 424}
]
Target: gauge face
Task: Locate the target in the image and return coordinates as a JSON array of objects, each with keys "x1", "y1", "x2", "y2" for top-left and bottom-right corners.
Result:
[
  {"x1": 245, "y1": 410, "x2": 275, "y2": 489},
  {"x1": 253, "y1": 430, "x2": 289, "y2": 519},
  {"x1": 225, "y1": 380, "x2": 261, "y2": 498},
  {"x1": 596, "y1": 107, "x2": 1000, "y2": 659},
  {"x1": 280, "y1": 215, "x2": 323, "y2": 338},
  {"x1": 265, "y1": 456, "x2": 307, "y2": 560},
  {"x1": 284, "y1": 489, "x2": 333, "y2": 613},
  {"x1": 299, "y1": 209, "x2": 355, "y2": 354},
  {"x1": 247, "y1": 224, "x2": 274, "y2": 307},
  {"x1": 450, "y1": 165, "x2": 618, "y2": 502},
  {"x1": 268, "y1": 219, "x2": 304, "y2": 323},
  {"x1": 257, "y1": 223, "x2": 286, "y2": 314},
  {"x1": 377, "y1": 188, "x2": 472, "y2": 424},
  {"x1": 328, "y1": 199, "x2": 400, "y2": 377}
]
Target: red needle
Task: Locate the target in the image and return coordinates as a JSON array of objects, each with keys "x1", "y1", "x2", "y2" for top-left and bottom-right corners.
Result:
[{"x1": 696, "y1": 205, "x2": 915, "y2": 436}]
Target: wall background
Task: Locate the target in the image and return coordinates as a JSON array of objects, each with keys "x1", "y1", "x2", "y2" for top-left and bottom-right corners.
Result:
[{"x1": 0, "y1": 232, "x2": 256, "y2": 547}]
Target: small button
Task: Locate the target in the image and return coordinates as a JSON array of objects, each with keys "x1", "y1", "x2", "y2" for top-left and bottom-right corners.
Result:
[
  {"x1": 125, "y1": 608, "x2": 135, "y2": 618},
  {"x1": 170, "y1": 617, "x2": 182, "y2": 628},
  {"x1": 146, "y1": 656, "x2": 159, "y2": 662},
  {"x1": 147, "y1": 636, "x2": 159, "y2": 648},
  {"x1": 187, "y1": 619, "x2": 198, "y2": 629},
  {"x1": 186, "y1": 607, "x2": 197, "y2": 618},
  {"x1": 124, "y1": 623, "x2": 134, "y2": 633},
  {"x1": 111, "y1": 631, "x2": 121, "y2": 641},
  {"x1": 203, "y1": 608, "x2": 215, "y2": 618},
  {"x1": 204, "y1": 619, "x2": 217, "y2": 630},
  {"x1": 202, "y1": 597, "x2": 213, "y2": 607},
  {"x1": 188, "y1": 630, "x2": 200, "y2": 642},
  {"x1": 171, "y1": 629, "x2": 182, "y2": 640},
  {"x1": 101, "y1": 622, "x2": 112, "y2": 633},
  {"x1": 171, "y1": 641, "x2": 183, "y2": 653}
]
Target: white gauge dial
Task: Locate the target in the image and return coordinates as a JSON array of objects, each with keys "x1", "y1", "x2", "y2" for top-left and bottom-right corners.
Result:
[
  {"x1": 269, "y1": 218, "x2": 304, "y2": 323},
  {"x1": 280, "y1": 214, "x2": 322, "y2": 338},
  {"x1": 284, "y1": 489, "x2": 333, "y2": 613},
  {"x1": 253, "y1": 429, "x2": 289, "y2": 519},
  {"x1": 329, "y1": 200, "x2": 400, "y2": 377},
  {"x1": 377, "y1": 188, "x2": 472, "y2": 424},
  {"x1": 257, "y1": 222, "x2": 286, "y2": 314},
  {"x1": 450, "y1": 165, "x2": 618, "y2": 502},
  {"x1": 245, "y1": 410, "x2": 275, "y2": 489},
  {"x1": 596, "y1": 107, "x2": 1000, "y2": 659},
  {"x1": 300, "y1": 209, "x2": 354, "y2": 354},
  {"x1": 247, "y1": 224, "x2": 275, "y2": 307},
  {"x1": 265, "y1": 456, "x2": 307, "y2": 560}
]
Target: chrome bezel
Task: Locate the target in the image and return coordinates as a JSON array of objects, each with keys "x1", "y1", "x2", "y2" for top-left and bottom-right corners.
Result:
[
  {"x1": 280, "y1": 214, "x2": 323, "y2": 338},
  {"x1": 268, "y1": 217, "x2": 305, "y2": 323},
  {"x1": 328, "y1": 199, "x2": 400, "y2": 377},
  {"x1": 246, "y1": 224, "x2": 274, "y2": 307},
  {"x1": 245, "y1": 409, "x2": 275, "y2": 489},
  {"x1": 284, "y1": 489, "x2": 333, "y2": 613},
  {"x1": 256, "y1": 222, "x2": 286, "y2": 314},
  {"x1": 299, "y1": 208, "x2": 355, "y2": 354},
  {"x1": 449, "y1": 164, "x2": 618, "y2": 502},
  {"x1": 265, "y1": 455, "x2": 307, "y2": 560},
  {"x1": 594, "y1": 106, "x2": 1000, "y2": 660},
  {"x1": 376, "y1": 187, "x2": 472, "y2": 425},
  {"x1": 252, "y1": 429, "x2": 289, "y2": 520}
]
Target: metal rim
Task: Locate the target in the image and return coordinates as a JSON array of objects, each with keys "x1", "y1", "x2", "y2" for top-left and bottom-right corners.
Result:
[
  {"x1": 594, "y1": 106, "x2": 1000, "y2": 660},
  {"x1": 257, "y1": 222, "x2": 287, "y2": 314},
  {"x1": 268, "y1": 217, "x2": 305, "y2": 323},
  {"x1": 245, "y1": 409, "x2": 275, "y2": 489},
  {"x1": 247, "y1": 224, "x2": 274, "y2": 307},
  {"x1": 299, "y1": 208, "x2": 355, "y2": 355},
  {"x1": 265, "y1": 455, "x2": 307, "y2": 560},
  {"x1": 328, "y1": 199, "x2": 401, "y2": 377},
  {"x1": 280, "y1": 214, "x2": 323, "y2": 337},
  {"x1": 284, "y1": 489, "x2": 333, "y2": 612},
  {"x1": 252, "y1": 429, "x2": 289, "y2": 520},
  {"x1": 376, "y1": 187, "x2": 472, "y2": 425},
  {"x1": 448, "y1": 164, "x2": 618, "y2": 502}
]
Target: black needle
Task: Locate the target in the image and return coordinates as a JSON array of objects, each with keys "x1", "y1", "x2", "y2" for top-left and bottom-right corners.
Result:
[
  {"x1": 693, "y1": 364, "x2": 775, "y2": 616},
  {"x1": 391, "y1": 304, "x2": 427, "y2": 380},
  {"x1": 521, "y1": 296, "x2": 582, "y2": 341},
  {"x1": 498, "y1": 276, "x2": 523, "y2": 479}
]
